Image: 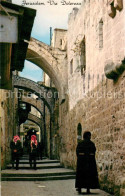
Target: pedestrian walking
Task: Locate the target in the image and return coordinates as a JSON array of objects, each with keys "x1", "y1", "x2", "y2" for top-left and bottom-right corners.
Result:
[
  {"x1": 29, "y1": 135, "x2": 38, "y2": 170},
  {"x1": 75, "y1": 131, "x2": 99, "y2": 194},
  {"x1": 10, "y1": 135, "x2": 22, "y2": 170}
]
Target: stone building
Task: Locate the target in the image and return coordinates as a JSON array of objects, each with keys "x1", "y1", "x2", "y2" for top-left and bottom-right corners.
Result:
[
  {"x1": 58, "y1": 0, "x2": 125, "y2": 195},
  {"x1": 1, "y1": 0, "x2": 125, "y2": 195},
  {"x1": 0, "y1": 0, "x2": 36, "y2": 168},
  {"x1": 27, "y1": 4, "x2": 125, "y2": 191},
  {"x1": 51, "y1": 28, "x2": 67, "y2": 50}
]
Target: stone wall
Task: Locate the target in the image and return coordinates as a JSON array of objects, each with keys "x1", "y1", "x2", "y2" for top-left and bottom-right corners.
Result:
[
  {"x1": 0, "y1": 88, "x2": 18, "y2": 169},
  {"x1": 67, "y1": 0, "x2": 125, "y2": 110},
  {"x1": 59, "y1": 0, "x2": 125, "y2": 195},
  {"x1": 59, "y1": 72, "x2": 125, "y2": 195}
]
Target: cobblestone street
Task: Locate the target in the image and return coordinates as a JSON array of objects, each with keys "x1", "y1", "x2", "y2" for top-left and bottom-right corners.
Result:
[{"x1": 1, "y1": 180, "x2": 113, "y2": 196}]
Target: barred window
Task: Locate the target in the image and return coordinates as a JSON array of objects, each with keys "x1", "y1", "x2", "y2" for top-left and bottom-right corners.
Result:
[
  {"x1": 80, "y1": 37, "x2": 86, "y2": 75},
  {"x1": 77, "y1": 123, "x2": 82, "y2": 143},
  {"x1": 70, "y1": 59, "x2": 73, "y2": 74}
]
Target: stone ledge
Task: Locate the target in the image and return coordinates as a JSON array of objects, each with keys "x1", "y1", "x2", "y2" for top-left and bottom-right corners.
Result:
[{"x1": 104, "y1": 60, "x2": 125, "y2": 80}]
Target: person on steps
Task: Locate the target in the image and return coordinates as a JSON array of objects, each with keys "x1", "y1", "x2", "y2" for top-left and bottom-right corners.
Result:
[
  {"x1": 10, "y1": 135, "x2": 22, "y2": 170},
  {"x1": 29, "y1": 135, "x2": 38, "y2": 170}
]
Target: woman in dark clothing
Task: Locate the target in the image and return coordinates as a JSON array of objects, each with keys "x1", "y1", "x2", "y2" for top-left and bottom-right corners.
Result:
[
  {"x1": 10, "y1": 135, "x2": 22, "y2": 170},
  {"x1": 75, "y1": 131, "x2": 99, "y2": 194}
]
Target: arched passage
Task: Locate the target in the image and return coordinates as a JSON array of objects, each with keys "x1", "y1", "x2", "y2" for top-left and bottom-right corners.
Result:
[
  {"x1": 27, "y1": 113, "x2": 43, "y2": 129},
  {"x1": 27, "y1": 38, "x2": 67, "y2": 102},
  {"x1": 21, "y1": 96, "x2": 44, "y2": 117},
  {"x1": 13, "y1": 75, "x2": 54, "y2": 113},
  {"x1": 27, "y1": 113, "x2": 49, "y2": 156}
]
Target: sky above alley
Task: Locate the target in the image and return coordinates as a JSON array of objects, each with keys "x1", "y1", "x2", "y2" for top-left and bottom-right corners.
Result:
[{"x1": 12, "y1": 0, "x2": 82, "y2": 82}]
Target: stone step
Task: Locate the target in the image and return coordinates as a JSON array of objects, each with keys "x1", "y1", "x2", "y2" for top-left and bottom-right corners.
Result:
[
  {"x1": 6, "y1": 165, "x2": 63, "y2": 170},
  {"x1": 2, "y1": 171, "x2": 75, "y2": 177},
  {"x1": 7, "y1": 159, "x2": 61, "y2": 169},
  {"x1": 2, "y1": 158, "x2": 76, "y2": 182},
  {"x1": 7, "y1": 162, "x2": 60, "y2": 166},
  {"x1": 18, "y1": 160, "x2": 60, "y2": 164},
  {"x1": 1, "y1": 175, "x2": 75, "y2": 181},
  {"x1": 20, "y1": 156, "x2": 47, "y2": 160}
]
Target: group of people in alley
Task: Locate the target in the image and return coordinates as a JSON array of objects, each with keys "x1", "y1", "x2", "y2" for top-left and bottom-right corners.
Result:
[
  {"x1": 10, "y1": 134, "x2": 40, "y2": 170},
  {"x1": 10, "y1": 131, "x2": 99, "y2": 195}
]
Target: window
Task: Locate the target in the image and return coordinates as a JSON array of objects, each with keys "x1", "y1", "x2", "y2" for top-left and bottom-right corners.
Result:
[
  {"x1": 70, "y1": 59, "x2": 73, "y2": 74},
  {"x1": 88, "y1": 73, "x2": 90, "y2": 90},
  {"x1": 99, "y1": 19, "x2": 103, "y2": 49},
  {"x1": 19, "y1": 103, "x2": 26, "y2": 110},
  {"x1": 80, "y1": 37, "x2": 86, "y2": 75},
  {"x1": 60, "y1": 39, "x2": 62, "y2": 46},
  {"x1": 77, "y1": 123, "x2": 82, "y2": 143}
]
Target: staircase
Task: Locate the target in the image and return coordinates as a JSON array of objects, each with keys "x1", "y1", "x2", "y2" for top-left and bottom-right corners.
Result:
[{"x1": 1, "y1": 156, "x2": 76, "y2": 181}]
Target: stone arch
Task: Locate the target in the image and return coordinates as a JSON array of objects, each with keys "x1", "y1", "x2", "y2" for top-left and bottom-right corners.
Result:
[
  {"x1": 13, "y1": 75, "x2": 54, "y2": 113},
  {"x1": 21, "y1": 96, "x2": 44, "y2": 117},
  {"x1": 27, "y1": 38, "x2": 67, "y2": 102},
  {"x1": 27, "y1": 113, "x2": 42, "y2": 129}
]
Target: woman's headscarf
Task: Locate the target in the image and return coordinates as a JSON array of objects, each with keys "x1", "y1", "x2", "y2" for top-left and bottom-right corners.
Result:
[
  {"x1": 13, "y1": 135, "x2": 20, "y2": 143},
  {"x1": 31, "y1": 135, "x2": 37, "y2": 147}
]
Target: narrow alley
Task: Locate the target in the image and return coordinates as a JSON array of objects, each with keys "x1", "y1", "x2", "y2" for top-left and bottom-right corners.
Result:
[{"x1": 0, "y1": 0, "x2": 125, "y2": 196}]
